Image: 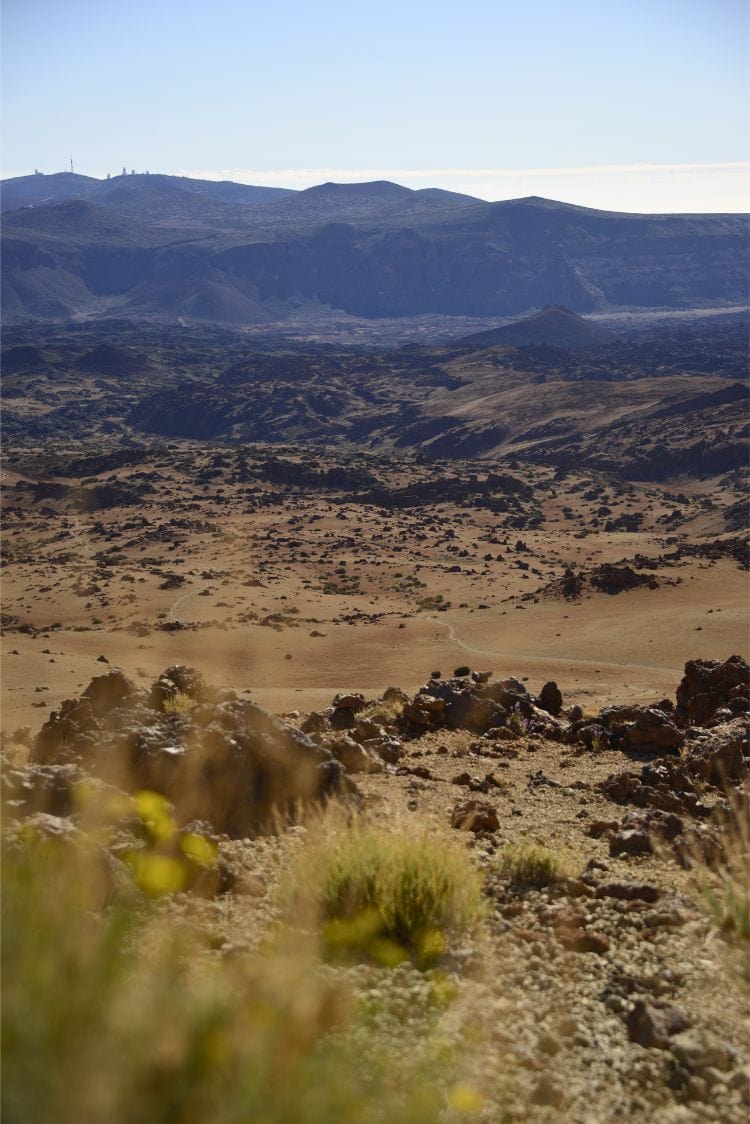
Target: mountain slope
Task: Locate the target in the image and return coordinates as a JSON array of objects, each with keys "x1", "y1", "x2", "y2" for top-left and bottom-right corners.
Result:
[
  {"x1": 455, "y1": 305, "x2": 616, "y2": 349},
  {"x1": 1, "y1": 176, "x2": 747, "y2": 323},
  {"x1": 0, "y1": 171, "x2": 293, "y2": 213}
]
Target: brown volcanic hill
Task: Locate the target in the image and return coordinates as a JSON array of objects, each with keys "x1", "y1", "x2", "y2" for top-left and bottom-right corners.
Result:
[
  {"x1": 1, "y1": 345, "x2": 48, "y2": 373},
  {"x1": 456, "y1": 305, "x2": 616, "y2": 350},
  {"x1": 75, "y1": 344, "x2": 150, "y2": 377}
]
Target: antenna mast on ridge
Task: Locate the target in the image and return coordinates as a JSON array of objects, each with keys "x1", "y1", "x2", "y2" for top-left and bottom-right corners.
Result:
[{"x1": 70, "y1": 157, "x2": 74, "y2": 173}]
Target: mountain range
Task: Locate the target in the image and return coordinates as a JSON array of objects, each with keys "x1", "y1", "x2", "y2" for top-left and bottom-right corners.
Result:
[{"x1": 2, "y1": 172, "x2": 747, "y2": 324}]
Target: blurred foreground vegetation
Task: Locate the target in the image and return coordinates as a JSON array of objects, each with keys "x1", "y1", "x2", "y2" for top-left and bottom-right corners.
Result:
[{"x1": 2, "y1": 803, "x2": 487, "y2": 1124}]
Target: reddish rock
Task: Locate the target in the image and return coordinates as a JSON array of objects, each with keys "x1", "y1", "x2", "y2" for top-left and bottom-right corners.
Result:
[
  {"x1": 558, "y1": 928, "x2": 610, "y2": 955},
  {"x1": 451, "y1": 799, "x2": 500, "y2": 833},
  {"x1": 594, "y1": 881, "x2": 661, "y2": 903},
  {"x1": 676, "y1": 655, "x2": 750, "y2": 727},
  {"x1": 626, "y1": 999, "x2": 691, "y2": 1049}
]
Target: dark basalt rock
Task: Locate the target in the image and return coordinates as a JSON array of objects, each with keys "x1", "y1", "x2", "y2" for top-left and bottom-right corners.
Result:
[
  {"x1": 82, "y1": 669, "x2": 137, "y2": 716},
  {"x1": 2, "y1": 760, "x2": 90, "y2": 819},
  {"x1": 147, "y1": 665, "x2": 212, "y2": 710},
  {"x1": 538, "y1": 681, "x2": 563, "y2": 717},
  {"x1": 621, "y1": 708, "x2": 684, "y2": 754},
  {"x1": 29, "y1": 668, "x2": 355, "y2": 838},
  {"x1": 589, "y1": 564, "x2": 658, "y2": 595},
  {"x1": 675, "y1": 655, "x2": 750, "y2": 727},
  {"x1": 626, "y1": 1000, "x2": 692, "y2": 1049},
  {"x1": 411, "y1": 676, "x2": 509, "y2": 734}
]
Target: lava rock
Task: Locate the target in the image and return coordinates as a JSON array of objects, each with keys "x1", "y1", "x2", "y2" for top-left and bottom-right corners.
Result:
[
  {"x1": 675, "y1": 655, "x2": 750, "y2": 727},
  {"x1": 626, "y1": 999, "x2": 692, "y2": 1049},
  {"x1": 622, "y1": 708, "x2": 684, "y2": 753},
  {"x1": 451, "y1": 800, "x2": 500, "y2": 833},
  {"x1": 538, "y1": 681, "x2": 563, "y2": 717}
]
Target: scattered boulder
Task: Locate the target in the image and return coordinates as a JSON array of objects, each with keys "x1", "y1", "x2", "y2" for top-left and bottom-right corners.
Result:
[
  {"x1": 29, "y1": 668, "x2": 358, "y2": 838},
  {"x1": 451, "y1": 800, "x2": 500, "y2": 833},
  {"x1": 530, "y1": 1073, "x2": 565, "y2": 1109},
  {"x1": 147, "y1": 665, "x2": 210, "y2": 710},
  {"x1": 621, "y1": 708, "x2": 684, "y2": 754},
  {"x1": 669, "y1": 1029, "x2": 738, "y2": 1074},
  {"x1": 675, "y1": 655, "x2": 750, "y2": 727},
  {"x1": 332, "y1": 692, "x2": 367, "y2": 713},
  {"x1": 685, "y1": 719, "x2": 748, "y2": 785},
  {"x1": 329, "y1": 736, "x2": 384, "y2": 774},
  {"x1": 589, "y1": 564, "x2": 657, "y2": 595},
  {"x1": 557, "y1": 928, "x2": 610, "y2": 955},
  {"x1": 626, "y1": 1000, "x2": 692, "y2": 1049},
  {"x1": 2, "y1": 760, "x2": 115, "y2": 820},
  {"x1": 82, "y1": 669, "x2": 136, "y2": 716},
  {"x1": 538, "y1": 681, "x2": 563, "y2": 717},
  {"x1": 594, "y1": 880, "x2": 661, "y2": 903},
  {"x1": 609, "y1": 828, "x2": 653, "y2": 857}
]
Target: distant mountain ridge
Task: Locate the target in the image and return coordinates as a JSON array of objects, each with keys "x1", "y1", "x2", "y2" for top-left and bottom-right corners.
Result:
[
  {"x1": 1, "y1": 173, "x2": 747, "y2": 324},
  {"x1": 0, "y1": 171, "x2": 294, "y2": 212}
]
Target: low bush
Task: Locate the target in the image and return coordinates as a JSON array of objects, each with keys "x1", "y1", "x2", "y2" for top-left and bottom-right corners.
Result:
[
  {"x1": 2, "y1": 828, "x2": 471, "y2": 1124},
  {"x1": 687, "y1": 785, "x2": 750, "y2": 980},
  {"x1": 498, "y1": 841, "x2": 566, "y2": 889},
  {"x1": 284, "y1": 818, "x2": 485, "y2": 967}
]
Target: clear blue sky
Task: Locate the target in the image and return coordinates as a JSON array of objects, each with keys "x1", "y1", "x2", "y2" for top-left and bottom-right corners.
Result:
[{"x1": 2, "y1": 0, "x2": 748, "y2": 210}]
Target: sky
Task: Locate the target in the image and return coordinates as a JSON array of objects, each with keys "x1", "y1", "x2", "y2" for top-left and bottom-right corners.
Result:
[{"x1": 2, "y1": 0, "x2": 748, "y2": 212}]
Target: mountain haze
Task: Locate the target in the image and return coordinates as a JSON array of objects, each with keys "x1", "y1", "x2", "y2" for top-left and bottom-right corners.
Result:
[{"x1": 1, "y1": 173, "x2": 747, "y2": 324}]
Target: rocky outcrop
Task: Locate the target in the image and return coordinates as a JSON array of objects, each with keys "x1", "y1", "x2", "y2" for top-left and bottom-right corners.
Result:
[
  {"x1": 675, "y1": 655, "x2": 750, "y2": 727},
  {"x1": 27, "y1": 667, "x2": 354, "y2": 838},
  {"x1": 599, "y1": 718, "x2": 748, "y2": 817}
]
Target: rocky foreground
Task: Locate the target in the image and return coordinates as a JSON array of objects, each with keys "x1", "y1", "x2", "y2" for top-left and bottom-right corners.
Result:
[{"x1": 3, "y1": 655, "x2": 749, "y2": 1122}]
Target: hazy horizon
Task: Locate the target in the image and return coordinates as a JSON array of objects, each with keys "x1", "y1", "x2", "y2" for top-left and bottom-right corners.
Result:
[
  {"x1": 2, "y1": 162, "x2": 749, "y2": 215},
  {"x1": 2, "y1": 0, "x2": 748, "y2": 214}
]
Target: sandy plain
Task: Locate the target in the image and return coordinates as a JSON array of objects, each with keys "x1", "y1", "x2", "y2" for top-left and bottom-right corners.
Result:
[{"x1": 2, "y1": 448, "x2": 746, "y2": 733}]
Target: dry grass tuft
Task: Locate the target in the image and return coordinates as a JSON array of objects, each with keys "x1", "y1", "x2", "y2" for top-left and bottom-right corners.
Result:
[
  {"x1": 161, "y1": 691, "x2": 196, "y2": 715},
  {"x1": 283, "y1": 815, "x2": 485, "y2": 967},
  {"x1": 360, "y1": 697, "x2": 405, "y2": 723},
  {"x1": 498, "y1": 841, "x2": 567, "y2": 889},
  {"x1": 2, "y1": 825, "x2": 475, "y2": 1124},
  {"x1": 687, "y1": 785, "x2": 750, "y2": 980}
]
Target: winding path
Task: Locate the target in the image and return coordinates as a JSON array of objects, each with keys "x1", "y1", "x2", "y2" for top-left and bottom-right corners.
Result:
[
  {"x1": 425, "y1": 614, "x2": 681, "y2": 676},
  {"x1": 167, "y1": 586, "x2": 208, "y2": 622}
]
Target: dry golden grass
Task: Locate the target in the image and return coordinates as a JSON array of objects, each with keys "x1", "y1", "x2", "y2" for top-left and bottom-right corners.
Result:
[
  {"x1": 497, "y1": 841, "x2": 568, "y2": 889},
  {"x1": 161, "y1": 691, "x2": 197, "y2": 715},
  {"x1": 686, "y1": 785, "x2": 750, "y2": 982},
  {"x1": 281, "y1": 813, "x2": 486, "y2": 968},
  {"x1": 2, "y1": 809, "x2": 489, "y2": 1124}
]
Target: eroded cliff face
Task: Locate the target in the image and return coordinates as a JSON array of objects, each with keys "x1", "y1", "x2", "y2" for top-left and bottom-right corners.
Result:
[{"x1": 2, "y1": 181, "x2": 747, "y2": 323}]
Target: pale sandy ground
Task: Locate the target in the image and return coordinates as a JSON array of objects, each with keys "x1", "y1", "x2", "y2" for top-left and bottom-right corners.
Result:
[
  {"x1": 2, "y1": 456, "x2": 747, "y2": 733},
  {"x1": 3, "y1": 560, "x2": 746, "y2": 730}
]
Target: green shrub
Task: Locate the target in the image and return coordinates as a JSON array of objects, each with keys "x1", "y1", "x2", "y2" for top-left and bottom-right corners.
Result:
[
  {"x1": 161, "y1": 690, "x2": 195, "y2": 715},
  {"x1": 453, "y1": 666, "x2": 471, "y2": 678},
  {"x1": 1, "y1": 832, "x2": 466, "y2": 1124},
  {"x1": 285, "y1": 819, "x2": 485, "y2": 968},
  {"x1": 498, "y1": 842, "x2": 565, "y2": 889}
]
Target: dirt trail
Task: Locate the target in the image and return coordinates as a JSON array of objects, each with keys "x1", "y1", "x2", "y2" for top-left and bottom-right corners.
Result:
[{"x1": 426, "y1": 615, "x2": 683, "y2": 677}]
